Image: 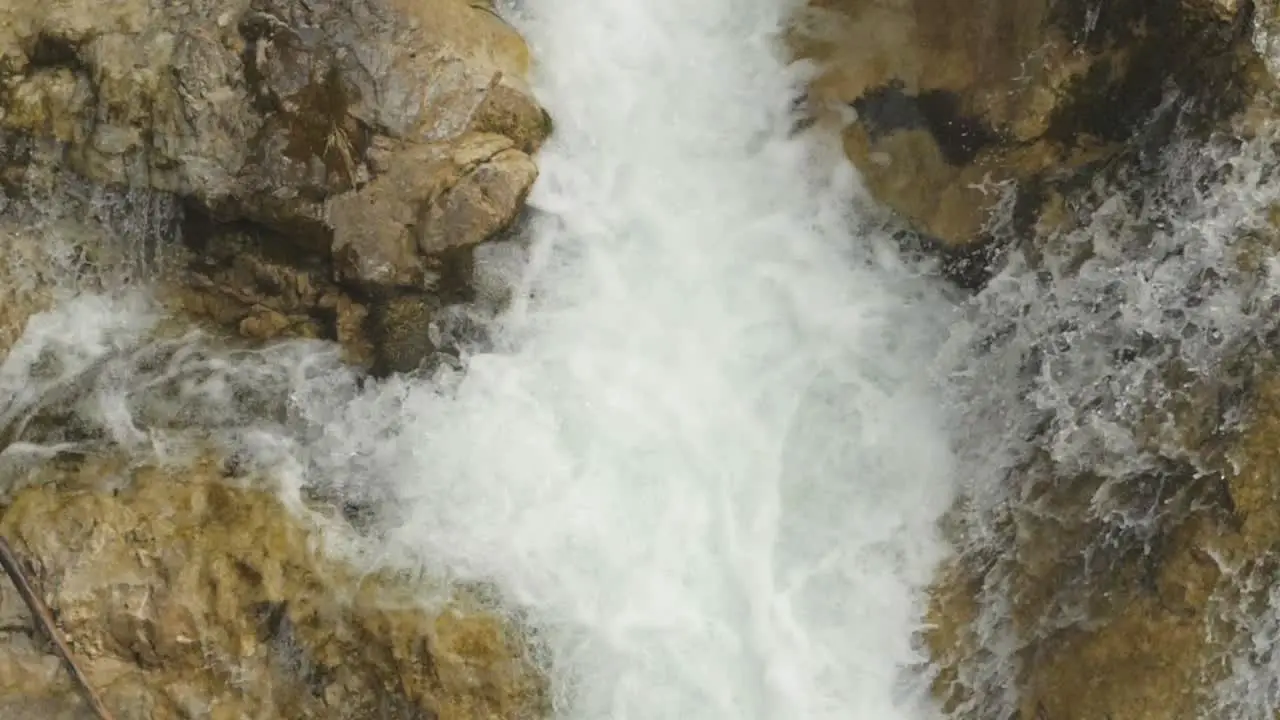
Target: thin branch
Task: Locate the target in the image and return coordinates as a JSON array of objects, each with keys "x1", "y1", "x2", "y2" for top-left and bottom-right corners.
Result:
[{"x1": 0, "y1": 535, "x2": 115, "y2": 720}]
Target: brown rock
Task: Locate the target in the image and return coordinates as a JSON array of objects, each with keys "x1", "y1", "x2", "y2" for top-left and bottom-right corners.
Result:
[
  {"x1": 0, "y1": 0, "x2": 544, "y2": 221},
  {"x1": 328, "y1": 132, "x2": 535, "y2": 293},
  {"x1": 367, "y1": 293, "x2": 437, "y2": 376},
  {"x1": 172, "y1": 222, "x2": 387, "y2": 366},
  {"x1": 926, "y1": 369, "x2": 1280, "y2": 719},
  {"x1": 417, "y1": 138, "x2": 538, "y2": 256},
  {"x1": 792, "y1": 0, "x2": 1263, "y2": 249},
  {"x1": 0, "y1": 224, "x2": 61, "y2": 354},
  {"x1": 0, "y1": 452, "x2": 548, "y2": 719},
  {"x1": 319, "y1": 292, "x2": 375, "y2": 368},
  {"x1": 0, "y1": 167, "x2": 184, "y2": 355},
  {"x1": 0, "y1": 0, "x2": 549, "y2": 333}
]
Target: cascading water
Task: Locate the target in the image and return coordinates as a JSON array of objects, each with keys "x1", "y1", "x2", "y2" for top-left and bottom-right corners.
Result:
[
  {"x1": 14, "y1": 0, "x2": 1280, "y2": 718},
  {"x1": 0, "y1": 0, "x2": 959, "y2": 718},
  {"x1": 313, "y1": 0, "x2": 958, "y2": 716},
  {"x1": 930, "y1": 99, "x2": 1280, "y2": 718}
]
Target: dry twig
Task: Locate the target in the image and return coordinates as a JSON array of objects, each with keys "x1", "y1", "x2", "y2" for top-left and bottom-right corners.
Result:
[{"x1": 0, "y1": 534, "x2": 115, "y2": 720}]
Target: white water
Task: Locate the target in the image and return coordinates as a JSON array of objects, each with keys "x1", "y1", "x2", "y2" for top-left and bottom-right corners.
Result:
[
  {"x1": 1, "y1": 0, "x2": 959, "y2": 717},
  {"x1": 339, "y1": 0, "x2": 957, "y2": 716},
  {"x1": 311, "y1": 0, "x2": 955, "y2": 716}
]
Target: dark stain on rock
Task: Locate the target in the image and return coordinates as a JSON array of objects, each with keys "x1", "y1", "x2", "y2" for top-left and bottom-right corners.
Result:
[
  {"x1": 282, "y1": 67, "x2": 373, "y2": 189},
  {"x1": 180, "y1": 203, "x2": 331, "y2": 276},
  {"x1": 1046, "y1": 0, "x2": 1259, "y2": 145},
  {"x1": 0, "y1": 133, "x2": 40, "y2": 196},
  {"x1": 1049, "y1": 0, "x2": 1163, "y2": 54},
  {"x1": 238, "y1": 14, "x2": 374, "y2": 194},
  {"x1": 367, "y1": 293, "x2": 437, "y2": 377},
  {"x1": 853, "y1": 81, "x2": 1000, "y2": 166},
  {"x1": 27, "y1": 33, "x2": 85, "y2": 72}
]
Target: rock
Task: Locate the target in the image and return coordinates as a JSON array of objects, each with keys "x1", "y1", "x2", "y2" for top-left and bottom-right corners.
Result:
[
  {"x1": 0, "y1": 155, "x2": 448, "y2": 373},
  {"x1": 0, "y1": 452, "x2": 548, "y2": 719},
  {"x1": 171, "y1": 222, "x2": 378, "y2": 366},
  {"x1": 415, "y1": 136, "x2": 538, "y2": 257},
  {"x1": 0, "y1": 153, "x2": 184, "y2": 353},
  {"x1": 792, "y1": 0, "x2": 1263, "y2": 252},
  {"x1": 0, "y1": 224, "x2": 64, "y2": 354},
  {"x1": 327, "y1": 132, "x2": 536, "y2": 293},
  {"x1": 900, "y1": 6, "x2": 1280, "y2": 708},
  {"x1": 367, "y1": 293, "x2": 437, "y2": 376},
  {"x1": 925, "y1": 468, "x2": 1229, "y2": 719},
  {"x1": 0, "y1": 0, "x2": 544, "y2": 223},
  {"x1": 0, "y1": 0, "x2": 549, "y2": 357},
  {"x1": 927, "y1": 371, "x2": 1280, "y2": 719},
  {"x1": 921, "y1": 128, "x2": 1280, "y2": 717},
  {"x1": 1252, "y1": 0, "x2": 1280, "y2": 81}
]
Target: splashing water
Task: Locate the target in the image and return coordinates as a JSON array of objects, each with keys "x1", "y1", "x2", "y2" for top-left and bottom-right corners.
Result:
[
  {"x1": 11, "y1": 0, "x2": 1280, "y2": 717},
  {"x1": 325, "y1": 0, "x2": 958, "y2": 716},
  {"x1": 0, "y1": 0, "x2": 958, "y2": 718},
  {"x1": 934, "y1": 100, "x2": 1280, "y2": 717}
]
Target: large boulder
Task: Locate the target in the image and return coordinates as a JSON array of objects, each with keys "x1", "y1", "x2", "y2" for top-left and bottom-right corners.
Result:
[
  {"x1": 0, "y1": 452, "x2": 547, "y2": 719},
  {"x1": 0, "y1": 0, "x2": 550, "y2": 371}
]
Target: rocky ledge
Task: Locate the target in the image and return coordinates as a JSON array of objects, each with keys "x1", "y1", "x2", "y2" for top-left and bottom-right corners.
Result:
[
  {"x1": 792, "y1": 0, "x2": 1267, "y2": 284},
  {"x1": 0, "y1": 0, "x2": 551, "y2": 716},
  {"x1": 0, "y1": 0, "x2": 549, "y2": 373},
  {"x1": 0, "y1": 454, "x2": 545, "y2": 720}
]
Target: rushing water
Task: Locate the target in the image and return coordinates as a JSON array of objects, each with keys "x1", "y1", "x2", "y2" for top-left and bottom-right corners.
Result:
[
  {"x1": 337, "y1": 0, "x2": 957, "y2": 716},
  {"x1": 12, "y1": 0, "x2": 1280, "y2": 718},
  {"x1": 934, "y1": 106, "x2": 1280, "y2": 717},
  {"x1": 0, "y1": 0, "x2": 959, "y2": 718}
]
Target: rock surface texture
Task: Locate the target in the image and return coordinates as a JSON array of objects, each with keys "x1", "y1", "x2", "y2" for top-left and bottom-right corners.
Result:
[
  {"x1": 793, "y1": 0, "x2": 1266, "y2": 275},
  {"x1": 0, "y1": 454, "x2": 546, "y2": 720},
  {"x1": 0, "y1": 0, "x2": 549, "y2": 371},
  {"x1": 0, "y1": 0, "x2": 552, "y2": 715}
]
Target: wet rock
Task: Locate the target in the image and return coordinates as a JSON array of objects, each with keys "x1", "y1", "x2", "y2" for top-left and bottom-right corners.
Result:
[
  {"x1": 922, "y1": 136, "x2": 1280, "y2": 714},
  {"x1": 0, "y1": 153, "x2": 184, "y2": 353},
  {"x1": 0, "y1": 223, "x2": 69, "y2": 353},
  {"x1": 367, "y1": 293, "x2": 437, "y2": 376},
  {"x1": 0, "y1": 453, "x2": 548, "y2": 719},
  {"x1": 0, "y1": 0, "x2": 548, "y2": 354},
  {"x1": 792, "y1": 0, "x2": 1264, "y2": 252},
  {"x1": 327, "y1": 132, "x2": 536, "y2": 293},
  {"x1": 172, "y1": 225, "x2": 377, "y2": 365},
  {"x1": 925, "y1": 465, "x2": 1230, "y2": 719},
  {"x1": 926, "y1": 370, "x2": 1280, "y2": 719},
  {"x1": 907, "y1": 20, "x2": 1280, "y2": 706}
]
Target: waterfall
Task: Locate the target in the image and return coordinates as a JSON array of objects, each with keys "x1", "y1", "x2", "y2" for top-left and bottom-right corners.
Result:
[
  {"x1": 27, "y1": 0, "x2": 1280, "y2": 717},
  {"x1": 0, "y1": 0, "x2": 959, "y2": 717},
  {"x1": 321, "y1": 0, "x2": 958, "y2": 716}
]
